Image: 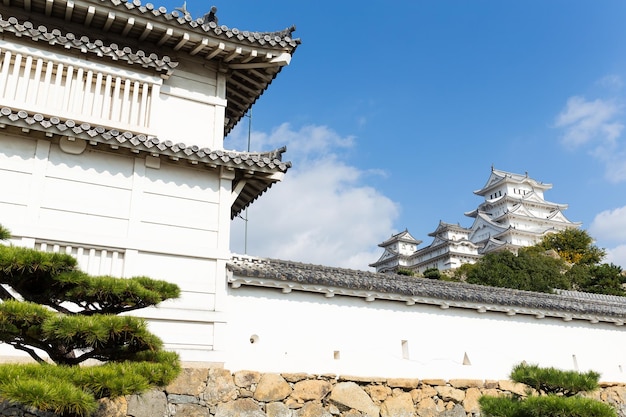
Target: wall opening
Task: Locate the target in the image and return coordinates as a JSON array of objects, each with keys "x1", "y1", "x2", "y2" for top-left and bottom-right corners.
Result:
[{"x1": 401, "y1": 340, "x2": 409, "y2": 360}]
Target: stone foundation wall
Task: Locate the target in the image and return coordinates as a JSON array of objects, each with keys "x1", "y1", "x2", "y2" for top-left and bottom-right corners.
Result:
[{"x1": 3, "y1": 368, "x2": 626, "y2": 417}]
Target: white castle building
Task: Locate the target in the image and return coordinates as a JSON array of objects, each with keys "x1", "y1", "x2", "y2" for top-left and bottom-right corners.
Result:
[
  {"x1": 2, "y1": 1, "x2": 626, "y2": 383},
  {"x1": 371, "y1": 167, "x2": 581, "y2": 274},
  {"x1": 0, "y1": 0, "x2": 298, "y2": 364}
]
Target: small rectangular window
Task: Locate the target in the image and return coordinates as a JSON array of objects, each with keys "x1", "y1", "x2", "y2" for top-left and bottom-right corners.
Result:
[{"x1": 401, "y1": 340, "x2": 409, "y2": 360}]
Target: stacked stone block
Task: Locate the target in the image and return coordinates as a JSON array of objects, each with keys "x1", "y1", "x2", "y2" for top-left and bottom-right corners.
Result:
[{"x1": 2, "y1": 368, "x2": 626, "y2": 417}]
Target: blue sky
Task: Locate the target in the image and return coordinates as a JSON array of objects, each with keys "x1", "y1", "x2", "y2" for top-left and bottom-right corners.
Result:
[{"x1": 167, "y1": 1, "x2": 626, "y2": 270}]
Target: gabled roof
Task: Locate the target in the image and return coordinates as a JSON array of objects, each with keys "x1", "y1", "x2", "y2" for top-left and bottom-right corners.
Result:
[
  {"x1": 427, "y1": 221, "x2": 469, "y2": 237},
  {"x1": 480, "y1": 237, "x2": 510, "y2": 253},
  {"x1": 377, "y1": 229, "x2": 421, "y2": 248},
  {"x1": 0, "y1": 105, "x2": 289, "y2": 218},
  {"x1": 475, "y1": 167, "x2": 552, "y2": 196},
  {"x1": 228, "y1": 255, "x2": 626, "y2": 325},
  {"x1": 1, "y1": 0, "x2": 300, "y2": 136},
  {"x1": 369, "y1": 248, "x2": 400, "y2": 269},
  {"x1": 468, "y1": 211, "x2": 507, "y2": 232}
]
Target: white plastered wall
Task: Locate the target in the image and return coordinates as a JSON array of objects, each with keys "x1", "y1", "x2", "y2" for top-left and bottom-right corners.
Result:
[
  {"x1": 225, "y1": 286, "x2": 626, "y2": 382},
  {"x1": 0, "y1": 133, "x2": 232, "y2": 363},
  {"x1": 150, "y1": 59, "x2": 227, "y2": 150}
]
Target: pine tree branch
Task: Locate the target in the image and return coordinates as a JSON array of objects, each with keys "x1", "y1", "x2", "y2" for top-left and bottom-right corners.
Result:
[
  {"x1": 9, "y1": 342, "x2": 46, "y2": 364},
  {"x1": 0, "y1": 284, "x2": 16, "y2": 300}
]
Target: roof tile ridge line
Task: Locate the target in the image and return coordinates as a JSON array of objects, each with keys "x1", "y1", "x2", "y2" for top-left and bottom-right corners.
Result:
[
  {"x1": 0, "y1": 13, "x2": 178, "y2": 75},
  {"x1": 105, "y1": 0, "x2": 300, "y2": 45},
  {"x1": 229, "y1": 253, "x2": 268, "y2": 264},
  {"x1": 225, "y1": 273, "x2": 626, "y2": 322},
  {"x1": 0, "y1": 106, "x2": 292, "y2": 167},
  {"x1": 224, "y1": 145, "x2": 289, "y2": 160},
  {"x1": 267, "y1": 257, "x2": 407, "y2": 276}
]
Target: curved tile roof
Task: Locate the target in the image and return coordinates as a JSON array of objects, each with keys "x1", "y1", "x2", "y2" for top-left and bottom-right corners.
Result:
[
  {"x1": 0, "y1": 106, "x2": 290, "y2": 217},
  {"x1": 475, "y1": 167, "x2": 552, "y2": 195},
  {"x1": 95, "y1": 0, "x2": 299, "y2": 48},
  {"x1": 0, "y1": 14, "x2": 178, "y2": 77},
  {"x1": 2, "y1": 0, "x2": 300, "y2": 136},
  {"x1": 228, "y1": 256, "x2": 626, "y2": 324}
]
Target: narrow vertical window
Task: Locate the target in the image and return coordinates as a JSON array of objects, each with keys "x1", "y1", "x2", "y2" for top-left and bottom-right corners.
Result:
[{"x1": 401, "y1": 340, "x2": 409, "y2": 360}]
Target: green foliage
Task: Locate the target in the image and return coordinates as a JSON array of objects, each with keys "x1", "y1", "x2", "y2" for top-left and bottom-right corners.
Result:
[
  {"x1": 538, "y1": 229, "x2": 605, "y2": 266},
  {"x1": 480, "y1": 395, "x2": 616, "y2": 417},
  {"x1": 423, "y1": 267, "x2": 441, "y2": 279},
  {"x1": 453, "y1": 229, "x2": 626, "y2": 296},
  {"x1": 0, "y1": 225, "x2": 10, "y2": 241},
  {"x1": 396, "y1": 268, "x2": 415, "y2": 276},
  {"x1": 0, "y1": 224, "x2": 181, "y2": 416},
  {"x1": 0, "y1": 376, "x2": 97, "y2": 417},
  {"x1": 566, "y1": 264, "x2": 626, "y2": 296},
  {"x1": 465, "y1": 248, "x2": 568, "y2": 293},
  {"x1": 460, "y1": 229, "x2": 624, "y2": 296},
  {"x1": 480, "y1": 364, "x2": 615, "y2": 417},
  {"x1": 480, "y1": 395, "x2": 523, "y2": 417},
  {"x1": 0, "y1": 359, "x2": 181, "y2": 416},
  {"x1": 510, "y1": 363, "x2": 600, "y2": 396}
]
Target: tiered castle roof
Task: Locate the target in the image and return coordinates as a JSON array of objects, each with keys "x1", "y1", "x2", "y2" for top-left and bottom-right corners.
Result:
[{"x1": 371, "y1": 167, "x2": 580, "y2": 273}]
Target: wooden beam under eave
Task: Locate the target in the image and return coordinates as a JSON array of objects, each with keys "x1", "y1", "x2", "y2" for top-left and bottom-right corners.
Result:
[
  {"x1": 226, "y1": 95, "x2": 246, "y2": 113},
  {"x1": 157, "y1": 28, "x2": 173, "y2": 46},
  {"x1": 23, "y1": 0, "x2": 31, "y2": 11},
  {"x1": 249, "y1": 68, "x2": 273, "y2": 82},
  {"x1": 223, "y1": 47, "x2": 242, "y2": 63},
  {"x1": 139, "y1": 22, "x2": 153, "y2": 41},
  {"x1": 84, "y1": 6, "x2": 95, "y2": 26},
  {"x1": 232, "y1": 71, "x2": 263, "y2": 90},
  {"x1": 121, "y1": 17, "x2": 135, "y2": 36},
  {"x1": 229, "y1": 78, "x2": 257, "y2": 96},
  {"x1": 205, "y1": 42, "x2": 225, "y2": 60},
  {"x1": 174, "y1": 32, "x2": 189, "y2": 50},
  {"x1": 103, "y1": 12, "x2": 115, "y2": 31},
  {"x1": 64, "y1": 0, "x2": 74, "y2": 20},
  {"x1": 240, "y1": 50, "x2": 257, "y2": 64},
  {"x1": 227, "y1": 87, "x2": 249, "y2": 103},
  {"x1": 232, "y1": 179, "x2": 247, "y2": 204},
  {"x1": 46, "y1": 0, "x2": 55, "y2": 16},
  {"x1": 190, "y1": 38, "x2": 208, "y2": 55}
]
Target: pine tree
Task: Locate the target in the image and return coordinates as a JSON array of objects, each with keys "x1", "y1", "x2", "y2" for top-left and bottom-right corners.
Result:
[
  {"x1": 0, "y1": 224, "x2": 181, "y2": 416},
  {"x1": 480, "y1": 363, "x2": 616, "y2": 417}
]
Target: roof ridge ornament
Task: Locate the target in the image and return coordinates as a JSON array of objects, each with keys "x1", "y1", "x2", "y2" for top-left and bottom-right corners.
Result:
[
  {"x1": 174, "y1": 1, "x2": 192, "y2": 19},
  {"x1": 201, "y1": 6, "x2": 218, "y2": 25}
]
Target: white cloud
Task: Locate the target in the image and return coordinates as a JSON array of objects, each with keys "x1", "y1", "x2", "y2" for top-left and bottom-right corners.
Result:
[
  {"x1": 228, "y1": 123, "x2": 399, "y2": 270},
  {"x1": 605, "y1": 245, "x2": 626, "y2": 269},
  {"x1": 590, "y1": 206, "x2": 626, "y2": 243},
  {"x1": 597, "y1": 74, "x2": 624, "y2": 91},
  {"x1": 554, "y1": 94, "x2": 626, "y2": 183},
  {"x1": 590, "y1": 206, "x2": 626, "y2": 269},
  {"x1": 554, "y1": 96, "x2": 622, "y2": 148},
  {"x1": 227, "y1": 122, "x2": 354, "y2": 158}
]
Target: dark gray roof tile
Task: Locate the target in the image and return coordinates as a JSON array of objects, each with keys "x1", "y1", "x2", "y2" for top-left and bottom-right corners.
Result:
[
  {"x1": 0, "y1": 14, "x2": 178, "y2": 77},
  {"x1": 227, "y1": 256, "x2": 626, "y2": 323},
  {"x1": 0, "y1": 106, "x2": 290, "y2": 218}
]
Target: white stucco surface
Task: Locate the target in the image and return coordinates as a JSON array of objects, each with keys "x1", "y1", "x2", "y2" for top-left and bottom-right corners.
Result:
[{"x1": 224, "y1": 286, "x2": 626, "y2": 382}]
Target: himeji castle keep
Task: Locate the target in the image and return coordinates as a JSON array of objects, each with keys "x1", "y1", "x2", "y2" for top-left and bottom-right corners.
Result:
[{"x1": 371, "y1": 167, "x2": 581, "y2": 274}]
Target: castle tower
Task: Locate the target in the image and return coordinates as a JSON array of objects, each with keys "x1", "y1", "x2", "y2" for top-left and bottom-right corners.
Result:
[
  {"x1": 465, "y1": 167, "x2": 581, "y2": 254},
  {"x1": 369, "y1": 230, "x2": 421, "y2": 273},
  {"x1": 371, "y1": 167, "x2": 580, "y2": 274},
  {"x1": 0, "y1": 0, "x2": 298, "y2": 363}
]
